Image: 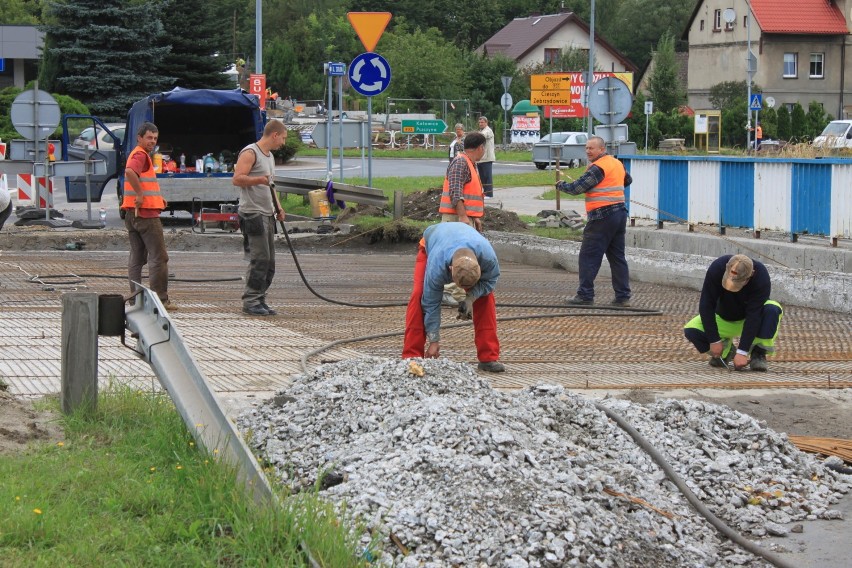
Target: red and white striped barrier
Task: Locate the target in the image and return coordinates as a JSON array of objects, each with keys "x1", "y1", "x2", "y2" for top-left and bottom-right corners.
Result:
[{"x1": 16, "y1": 174, "x2": 52, "y2": 208}]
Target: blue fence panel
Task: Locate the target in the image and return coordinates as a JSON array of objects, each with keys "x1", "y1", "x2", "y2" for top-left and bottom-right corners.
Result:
[
  {"x1": 657, "y1": 160, "x2": 688, "y2": 223},
  {"x1": 719, "y1": 161, "x2": 755, "y2": 228},
  {"x1": 790, "y1": 162, "x2": 831, "y2": 235}
]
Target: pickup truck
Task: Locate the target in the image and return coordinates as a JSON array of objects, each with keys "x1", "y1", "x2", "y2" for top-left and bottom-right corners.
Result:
[{"x1": 62, "y1": 88, "x2": 265, "y2": 216}]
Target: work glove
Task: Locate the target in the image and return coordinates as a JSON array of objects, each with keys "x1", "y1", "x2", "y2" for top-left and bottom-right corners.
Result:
[{"x1": 456, "y1": 294, "x2": 474, "y2": 320}]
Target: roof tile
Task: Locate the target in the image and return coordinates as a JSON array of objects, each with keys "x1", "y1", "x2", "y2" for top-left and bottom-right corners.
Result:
[{"x1": 751, "y1": 0, "x2": 849, "y2": 34}]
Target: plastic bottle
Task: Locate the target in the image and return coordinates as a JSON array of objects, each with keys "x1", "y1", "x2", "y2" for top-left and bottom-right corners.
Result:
[
  {"x1": 99, "y1": 208, "x2": 107, "y2": 223},
  {"x1": 179, "y1": 153, "x2": 186, "y2": 173}
]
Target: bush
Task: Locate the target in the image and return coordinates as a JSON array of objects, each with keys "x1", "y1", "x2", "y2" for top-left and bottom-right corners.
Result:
[
  {"x1": 272, "y1": 129, "x2": 303, "y2": 164},
  {"x1": 0, "y1": 86, "x2": 89, "y2": 142}
]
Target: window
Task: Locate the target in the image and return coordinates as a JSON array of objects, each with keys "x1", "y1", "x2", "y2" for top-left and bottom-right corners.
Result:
[
  {"x1": 713, "y1": 9, "x2": 721, "y2": 31},
  {"x1": 700, "y1": 19, "x2": 705, "y2": 31},
  {"x1": 783, "y1": 53, "x2": 798, "y2": 78},
  {"x1": 743, "y1": 15, "x2": 748, "y2": 28},
  {"x1": 810, "y1": 53, "x2": 824, "y2": 78},
  {"x1": 544, "y1": 48, "x2": 559, "y2": 65}
]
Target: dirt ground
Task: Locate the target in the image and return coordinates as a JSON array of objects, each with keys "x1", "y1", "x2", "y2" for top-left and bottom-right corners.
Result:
[{"x1": 0, "y1": 389, "x2": 64, "y2": 455}]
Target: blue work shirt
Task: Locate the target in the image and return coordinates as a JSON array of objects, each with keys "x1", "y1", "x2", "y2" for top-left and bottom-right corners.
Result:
[{"x1": 421, "y1": 222, "x2": 500, "y2": 341}]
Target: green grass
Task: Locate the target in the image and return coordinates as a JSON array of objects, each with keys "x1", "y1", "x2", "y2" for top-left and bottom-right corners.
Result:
[
  {"x1": 0, "y1": 388, "x2": 371, "y2": 567},
  {"x1": 297, "y1": 147, "x2": 531, "y2": 162}
]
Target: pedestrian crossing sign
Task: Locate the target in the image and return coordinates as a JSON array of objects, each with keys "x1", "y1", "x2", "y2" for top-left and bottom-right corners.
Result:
[{"x1": 749, "y1": 94, "x2": 763, "y2": 111}]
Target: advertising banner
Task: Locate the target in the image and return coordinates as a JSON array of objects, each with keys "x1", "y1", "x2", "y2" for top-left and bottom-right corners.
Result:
[{"x1": 512, "y1": 115, "x2": 540, "y2": 144}]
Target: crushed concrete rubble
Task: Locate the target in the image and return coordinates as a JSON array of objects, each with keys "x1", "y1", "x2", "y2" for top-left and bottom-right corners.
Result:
[
  {"x1": 535, "y1": 209, "x2": 584, "y2": 230},
  {"x1": 238, "y1": 358, "x2": 849, "y2": 567}
]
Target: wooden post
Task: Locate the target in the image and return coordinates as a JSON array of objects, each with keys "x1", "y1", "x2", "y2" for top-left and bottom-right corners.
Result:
[
  {"x1": 61, "y1": 293, "x2": 98, "y2": 414},
  {"x1": 393, "y1": 190, "x2": 403, "y2": 220}
]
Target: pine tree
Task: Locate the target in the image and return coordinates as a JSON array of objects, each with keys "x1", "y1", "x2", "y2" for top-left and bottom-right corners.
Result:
[
  {"x1": 156, "y1": 0, "x2": 233, "y2": 90},
  {"x1": 40, "y1": 1, "x2": 172, "y2": 120},
  {"x1": 776, "y1": 106, "x2": 791, "y2": 141},
  {"x1": 790, "y1": 102, "x2": 806, "y2": 139}
]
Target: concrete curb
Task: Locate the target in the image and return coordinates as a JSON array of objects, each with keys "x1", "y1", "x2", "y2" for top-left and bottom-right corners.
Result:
[{"x1": 488, "y1": 232, "x2": 852, "y2": 314}]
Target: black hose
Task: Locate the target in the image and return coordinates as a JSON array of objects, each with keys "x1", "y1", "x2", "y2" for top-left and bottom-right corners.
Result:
[{"x1": 594, "y1": 402, "x2": 797, "y2": 568}]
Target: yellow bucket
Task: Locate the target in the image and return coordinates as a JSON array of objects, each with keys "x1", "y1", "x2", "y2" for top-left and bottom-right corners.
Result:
[{"x1": 152, "y1": 152, "x2": 163, "y2": 173}]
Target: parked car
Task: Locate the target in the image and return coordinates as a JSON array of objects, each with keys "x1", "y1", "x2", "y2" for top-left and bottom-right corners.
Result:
[
  {"x1": 72, "y1": 123, "x2": 126, "y2": 151},
  {"x1": 812, "y1": 120, "x2": 852, "y2": 149},
  {"x1": 532, "y1": 131, "x2": 588, "y2": 169}
]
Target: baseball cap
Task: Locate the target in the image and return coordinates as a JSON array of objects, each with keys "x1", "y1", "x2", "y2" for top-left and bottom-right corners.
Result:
[
  {"x1": 722, "y1": 255, "x2": 754, "y2": 292},
  {"x1": 451, "y1": 249, "x2": 481, "y2": 288}
]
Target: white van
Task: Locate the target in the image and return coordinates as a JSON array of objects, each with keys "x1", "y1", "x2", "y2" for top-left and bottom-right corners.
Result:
[{"x1": 813, "y1": 120, "x2": 852, "y2": 149}]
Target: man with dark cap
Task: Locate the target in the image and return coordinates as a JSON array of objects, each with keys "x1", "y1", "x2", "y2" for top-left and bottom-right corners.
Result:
[
  {"x1": 403, "y1": 222, "x2": 504, "y2": 372},
  {"x1": 684, "y1": 254, "x2": 783, "y2": 371}
]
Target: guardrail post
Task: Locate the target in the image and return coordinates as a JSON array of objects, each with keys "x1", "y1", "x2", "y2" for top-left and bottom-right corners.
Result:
[
  {"x1": 394, "y1": 190, "x2": 403, "y2": 220},
  {"x1": 61, "y1": 293, "x2": 99, "y2": 414}
]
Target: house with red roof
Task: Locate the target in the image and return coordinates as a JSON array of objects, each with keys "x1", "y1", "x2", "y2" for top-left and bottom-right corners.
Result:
[
  {"x1": 684, "y1": 0, "x2": 851, "y2": 118},
  {"x1": 479, "y1": 11, "x2": 637, "y2": 75}
]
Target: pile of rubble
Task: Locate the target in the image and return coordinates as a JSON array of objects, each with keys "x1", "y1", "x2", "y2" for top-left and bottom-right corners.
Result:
[
  {"x1": 238, "y1": 358, "x2": 848, "y2": 566},
  {"x1": 535, "y1": 209, "x2": 584, "y2": 230}
]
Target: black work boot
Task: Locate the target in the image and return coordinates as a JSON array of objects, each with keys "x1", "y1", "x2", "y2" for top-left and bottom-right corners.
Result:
[{"x1": 750, "y1": 346, "x2": 768, "y2": 372}]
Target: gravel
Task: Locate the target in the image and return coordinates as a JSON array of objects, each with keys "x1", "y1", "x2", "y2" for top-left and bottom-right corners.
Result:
[{"x1": 237, "y1": 357, "x2": 849, "y2": 567}]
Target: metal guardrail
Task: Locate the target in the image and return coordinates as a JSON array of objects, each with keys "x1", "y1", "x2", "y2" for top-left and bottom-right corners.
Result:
[
  {"x1": 273, "y1": 175, "x2": 389, "y2": 208},
  {"x1": 124, "y1": 286, "x2": 275, "y2": 505}
]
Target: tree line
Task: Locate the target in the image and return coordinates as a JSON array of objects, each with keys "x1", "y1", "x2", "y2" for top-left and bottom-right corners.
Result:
[{"x1": 2, "y1": 0, "x2": 696, "y2": 126}]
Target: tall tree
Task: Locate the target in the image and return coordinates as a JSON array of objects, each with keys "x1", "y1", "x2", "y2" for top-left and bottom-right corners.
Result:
[
  {"x1": 156, "y1": 0, "x2": 233, "y2": 90},
  {"x1": 647, "y1": 32, "x2": 684, "y2": 113},
  {"x1": 40, "y1": 1, "x2": 171, "y2": 120},
  {"x1": 0, "y1": 0, "x2": 41, "y2": 24},
  {"x1": 602, "y1": 0, "x2": 697, "y2": 70}
]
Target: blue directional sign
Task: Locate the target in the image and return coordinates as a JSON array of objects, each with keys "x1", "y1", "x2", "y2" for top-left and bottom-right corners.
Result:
[
  {"x1": 348, "y1": 52, "x2": 391, "y2": 97},
  {"x1": 749, "y1": 94, "x2": 763, "y2": 111},
  {"x1": 328, "y1": 62, "x2": 346, "y2": 76}
]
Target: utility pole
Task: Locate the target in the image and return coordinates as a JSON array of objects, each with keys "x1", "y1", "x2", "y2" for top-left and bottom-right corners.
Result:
[{"x1": 586, "y1": 0, "x2": 596, "y2": 136}]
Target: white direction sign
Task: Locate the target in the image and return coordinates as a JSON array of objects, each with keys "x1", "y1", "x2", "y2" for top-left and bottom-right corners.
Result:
[{"x1": 501, "y1": 93, "x2": 513, "y2": 111}]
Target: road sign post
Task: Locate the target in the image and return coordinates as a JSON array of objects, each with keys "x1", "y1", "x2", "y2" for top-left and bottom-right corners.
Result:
[
  {"x1": 501, "y1": 76, "x2": 513, "y2": 149},
  {"x1": 644, "y1": 100, "x2": 653, "y2": 154},
  {"x1": 346, "y1": 12, "x2": 392, "y2": 187}
]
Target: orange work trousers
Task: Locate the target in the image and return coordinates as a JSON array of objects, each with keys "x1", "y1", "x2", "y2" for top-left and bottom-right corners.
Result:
[{"x1": 402, "y1": 244, "x2": 500, "y2": 362}]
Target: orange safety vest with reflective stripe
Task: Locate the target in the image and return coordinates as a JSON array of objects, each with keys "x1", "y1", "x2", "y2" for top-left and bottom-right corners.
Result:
[
  {"x1": 121, "y1": 146, "x2": 164, "y2": 211},
  {"x1": 439, "y1": 153, "x2": 484, "y2": 217},
  {"x1": 585, "y1": 154, "x2": 625, "y2": 214}
]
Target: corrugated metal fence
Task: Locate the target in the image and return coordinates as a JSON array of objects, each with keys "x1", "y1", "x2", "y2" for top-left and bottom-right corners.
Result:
[{"x1": 621, "y1": 156, "x2": 852, "y2": 240}]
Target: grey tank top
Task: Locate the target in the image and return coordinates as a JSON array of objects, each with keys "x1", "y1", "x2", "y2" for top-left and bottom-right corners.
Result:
[{"x1": 237, "y1": 143, "x2": 276, "y2": 216}]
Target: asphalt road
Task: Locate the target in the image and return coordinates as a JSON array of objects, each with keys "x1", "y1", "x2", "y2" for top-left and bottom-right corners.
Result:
[{"x1": 39, "y1": 157, "x2": 537, "y2": 229}]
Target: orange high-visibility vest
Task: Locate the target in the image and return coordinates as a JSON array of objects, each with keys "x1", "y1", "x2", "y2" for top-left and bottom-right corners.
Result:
[
  {"x1": 121, "y1": 146, "x2": 165, "y2": 211},
  {"x1": 585, "y1": 154, "x2": 625, "y2": 214},
  {"x1": 439, "y1": 153, "x2": 484, "y2": 217}
]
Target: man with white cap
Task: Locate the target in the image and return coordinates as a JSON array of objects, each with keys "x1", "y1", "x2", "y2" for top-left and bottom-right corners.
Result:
[
  {"x1": 683, "y1": 254, "x2": 783, "y2": 371},
  {"x1": 403, "y1": 222, "x2": 504, "y2": 372}
]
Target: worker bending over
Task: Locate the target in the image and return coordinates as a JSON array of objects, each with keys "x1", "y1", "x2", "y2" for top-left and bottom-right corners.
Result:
[
  {"x1": 684, "y1": 254, "x2": 783, "y2": 371},
  {"x1": 403, "y1": 222, "x2": 504, "y2": 373}
]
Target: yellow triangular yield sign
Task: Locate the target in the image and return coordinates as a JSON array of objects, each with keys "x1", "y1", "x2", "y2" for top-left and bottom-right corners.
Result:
[{"x1": 347, "y1": 12, "x2": 392, "y2": 52}]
